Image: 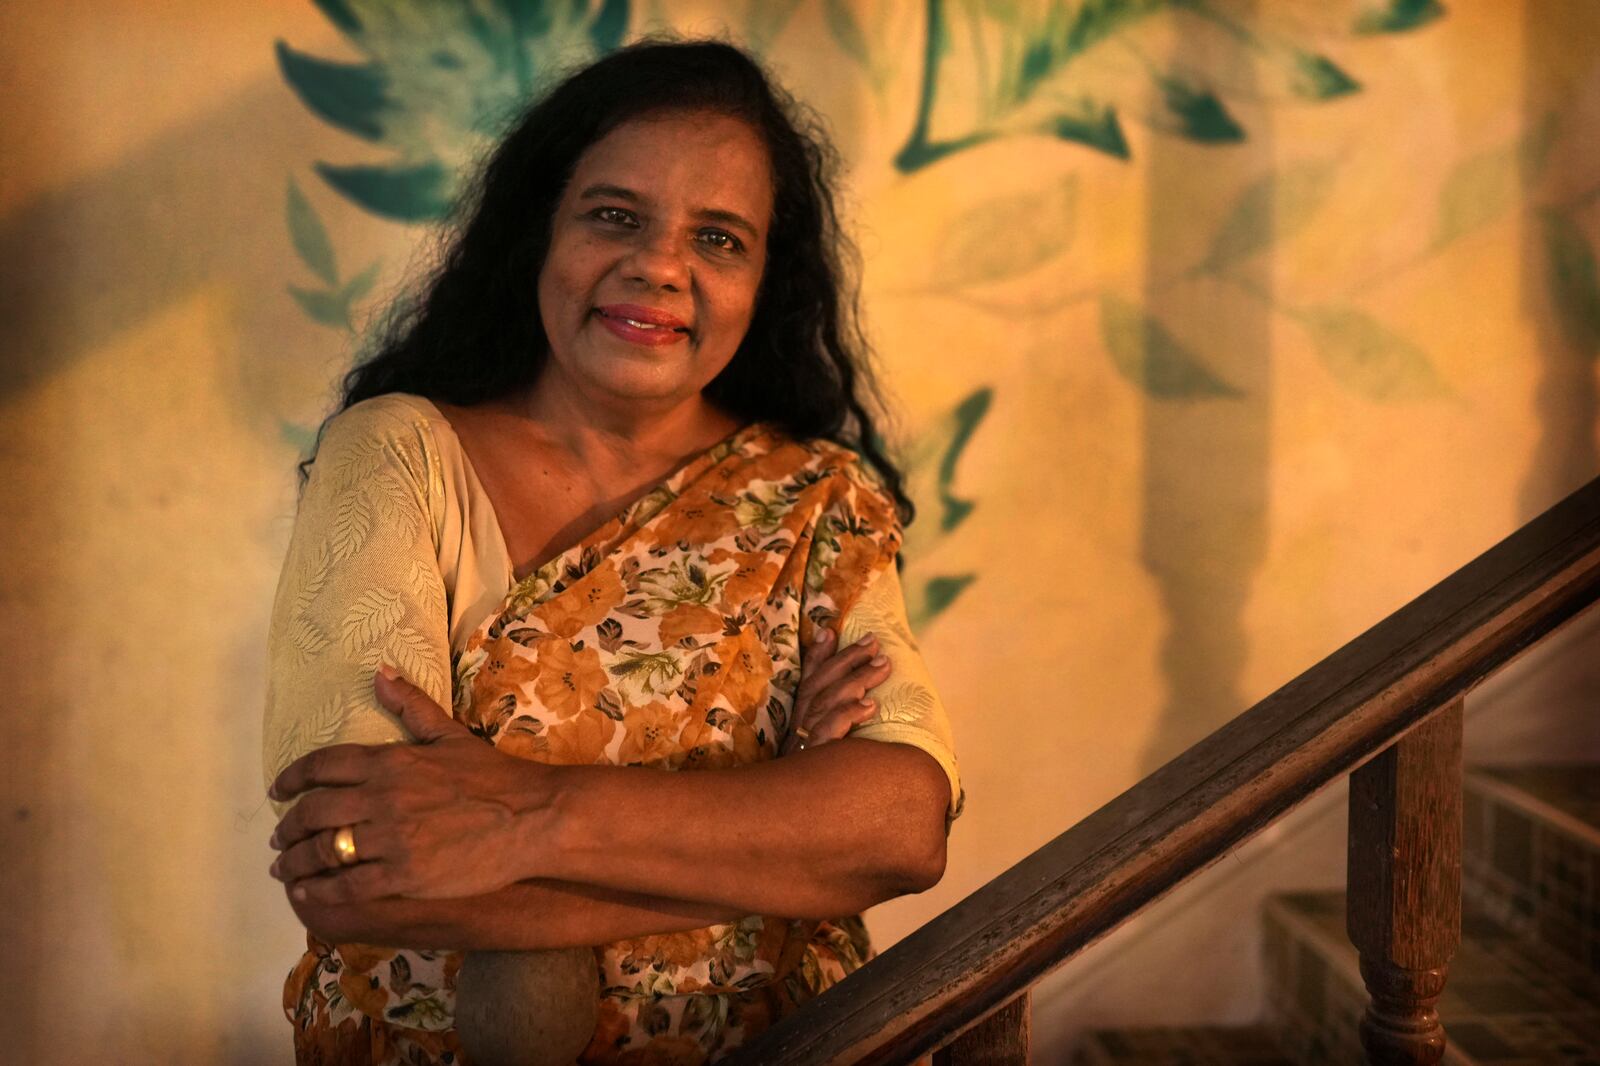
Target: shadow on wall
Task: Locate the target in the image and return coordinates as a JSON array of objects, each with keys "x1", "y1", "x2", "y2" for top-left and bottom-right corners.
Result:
[
  {"x1": 1137, "y1": 0, "x2": 1271, "y2": 775},
  {"x1": 0, "y1": 73, "x2": 383, "y2": 1061},
  {"x1": 0, "y1": 77, "x2": 377, "y2": 431},
  {"x1": 1519, "y1": 0, "x2": 1600, "y2": 517}
]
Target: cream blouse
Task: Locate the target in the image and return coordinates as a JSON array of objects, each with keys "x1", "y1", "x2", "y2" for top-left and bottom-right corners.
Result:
[{"x1": 262, "y1": 394, "x2": 963, "y2": 821}]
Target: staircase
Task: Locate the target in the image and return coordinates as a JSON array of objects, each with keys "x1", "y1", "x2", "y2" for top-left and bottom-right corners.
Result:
[
  {"x1": 1075, "y1": 764, "x2": 1600, "y2": 1065},
  {"x1": 724, "y1": 477, "x2": 1600, "y2": 1066}
]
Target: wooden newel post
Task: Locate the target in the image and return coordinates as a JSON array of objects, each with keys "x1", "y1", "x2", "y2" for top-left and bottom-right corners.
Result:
[
  {"x1": 1346, "y1": 697, "x2": 1463, "y2": 1066},
  {"x1": 932, "y1": 990, "x2": 1030, "y2": 1065}
]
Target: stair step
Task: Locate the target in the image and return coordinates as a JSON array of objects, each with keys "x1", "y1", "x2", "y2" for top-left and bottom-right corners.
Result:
[
  {"x1": 1071, "y1": 1025, "x2": 1295, "y2": 1065},
  {"x1": 1264, "y1": 891, "x2": 1600, "y2": 1065},
  {"x1": 1464, "y1": 765, "x2": 1600, "y2": 974}
]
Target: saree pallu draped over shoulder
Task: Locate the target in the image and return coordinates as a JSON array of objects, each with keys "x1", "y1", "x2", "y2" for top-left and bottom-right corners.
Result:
[{"x1": 285, "y1": 421, "x2": 906, "y2": 1065}]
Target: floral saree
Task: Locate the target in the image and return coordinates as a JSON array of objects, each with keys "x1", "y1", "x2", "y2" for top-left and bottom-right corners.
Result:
[{"x1": 281, "y1": 415, "x2": 940, "y2": 1064}]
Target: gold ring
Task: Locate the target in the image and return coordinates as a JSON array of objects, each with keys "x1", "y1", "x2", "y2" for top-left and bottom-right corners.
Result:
[
  {"x1": 793, "y1": 725, "x2": 811, "y2": 751},
  {"x1": 333, "y1": 825, "x2": 359, "y2": 866}
]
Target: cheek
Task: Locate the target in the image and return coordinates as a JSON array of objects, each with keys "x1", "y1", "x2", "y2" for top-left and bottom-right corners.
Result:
[
  {"x1": 715, "y1": 271, "x2": 764, "y2": 334},
  {"x1": 539, "y1": 236, "x2": 603, "y2": 319}
]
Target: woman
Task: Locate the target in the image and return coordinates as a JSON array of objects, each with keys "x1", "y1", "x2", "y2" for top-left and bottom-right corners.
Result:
[{"x1": 264, "y1": 39, "x2": 964, "y2": 1065}]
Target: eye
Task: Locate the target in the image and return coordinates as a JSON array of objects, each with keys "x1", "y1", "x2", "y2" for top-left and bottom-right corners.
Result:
[
  {"x1": 698, "y1": 229, "x2": 745, "y2": 253},
  {"x1": 589, "y1": 206, "x2": 637, "y2": 226}
]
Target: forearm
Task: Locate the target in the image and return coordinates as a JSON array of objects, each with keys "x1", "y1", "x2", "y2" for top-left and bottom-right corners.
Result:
[
  {"x1": 291, "y1": 877, "x2": 745, "y2": 951},
  {"x1": 525, "y1": 738, "x2": 950, "y2": 919}
]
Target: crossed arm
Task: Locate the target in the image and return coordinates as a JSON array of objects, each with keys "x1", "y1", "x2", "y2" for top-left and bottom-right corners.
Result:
[{"x1": 270, "y1": 670, "x2": 952, "y2": 951}]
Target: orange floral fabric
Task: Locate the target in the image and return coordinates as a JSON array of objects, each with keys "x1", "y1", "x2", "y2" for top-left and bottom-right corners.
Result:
[{"x1": 283, "y1": 420, "x2": 934, "y2": 1064}]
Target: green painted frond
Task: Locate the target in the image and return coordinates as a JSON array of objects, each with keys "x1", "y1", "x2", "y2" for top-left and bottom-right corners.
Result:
[
  {"x1": 286, "y1": 178, "x2": 339, "y2": 287},
  {"x1": 315, "y1": 160, "x2": 453, "y2": 222},
  {"x1": 1542, "y1": 210, "x2": 1600, "y2": 357},
  {"x1": 1353, "y1": 0, "x2": 1446, "y2": 34},
  {"x1": 1047, "y1": 101, "x2": 1129, "y2": 159},
  {"x1": 1299, "y1": 307, "x2": 1448, "y2": 401},
  {"x1": 1100, "y1": 295, "x2": 1241, "y2": 398},
  {"x1": 275, "y1": 41, "x2": 394, "y2": 142},
  {"x1": 1290, "y1": 52, "x2": 1361, "y2": 100},
  {"x1": 589, "y1": 0, "x2": 630, "y2": 53},
  {"x1": 1157, "y1": 77, "x2": 1244, "y2": 142}
]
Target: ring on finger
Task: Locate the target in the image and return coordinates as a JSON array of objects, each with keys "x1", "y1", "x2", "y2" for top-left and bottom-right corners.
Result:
[
  {"x1": 333, "y1": 825, "x2": 360, "y2": 866},
  {"x1": 793, "y1": 725, "x2": 812, "y2": 751}
]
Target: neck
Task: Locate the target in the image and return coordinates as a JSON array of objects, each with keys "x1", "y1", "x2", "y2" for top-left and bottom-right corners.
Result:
[{"x1": 508, "y1": 369, "x2": 742, "y2": 475}]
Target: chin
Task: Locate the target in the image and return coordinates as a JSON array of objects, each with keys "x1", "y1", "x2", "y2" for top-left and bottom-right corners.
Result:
[{"x1": 588, "y1": 367, "x2": 698, "y2": 406}]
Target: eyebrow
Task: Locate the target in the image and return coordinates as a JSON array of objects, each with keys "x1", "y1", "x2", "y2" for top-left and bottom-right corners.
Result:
[{"x1": 576, "y1": 183, "x2": 762, "y2": 239}]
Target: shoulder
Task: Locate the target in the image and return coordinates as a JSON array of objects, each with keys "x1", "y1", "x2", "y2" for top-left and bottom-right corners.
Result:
[
  {"x1": 321, "y1": 393, "x2": 441, "y2": 445},
  {"x1": 784, "y1": 434, "x2": 903, "y2": 538},
  {"x1": 316, "y1": 393, "x2": 447, "y2": 465},
  {"x1": 310, "y1": 393, "x2": 446, "y2": 496},
  {"x1": 797, "y1": 435, "x2": 896, "y2": 499}
]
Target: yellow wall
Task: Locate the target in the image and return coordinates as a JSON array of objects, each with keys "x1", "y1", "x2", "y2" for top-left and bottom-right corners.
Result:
[{"x1": 2, "y1": 1, "x2": 1597, "y2": 1061}]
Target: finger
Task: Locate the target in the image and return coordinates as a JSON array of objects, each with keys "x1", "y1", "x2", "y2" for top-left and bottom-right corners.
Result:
[
  {"x1": 795, "y1": 634, "x2": 880, "y2": 705},
  {"x1": 290, "y1": 862, "x2": 393, "y2": 906},
  {"x1": 272, "y1": 824, "x2": 377, "y2": 884},
  {"x1": 783, "y1": 696, "x2": 877, "y2": 755},
  {"x1": 270, "y1": 743, "x2": 376, "y2": 802},
  {"x1": 799, "y1": 625, "x2": 835, "y2": 667},
  {"x1": 374, "y1": 665, "x2": 469, "y2": 743},
  {"x1": 797, "y1": 652, "x2": 891, "y2": 730},
  {"x1": 270, "y1": 788, "x2": 373, "y2": 851},
  {"x1": 812, "y1": 697, "x2": 879, "y2": 741}
]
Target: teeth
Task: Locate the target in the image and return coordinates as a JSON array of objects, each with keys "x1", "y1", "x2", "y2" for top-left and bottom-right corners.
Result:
[{"x1": 622, "y1": 317, "x2": 661, "y2": 329}]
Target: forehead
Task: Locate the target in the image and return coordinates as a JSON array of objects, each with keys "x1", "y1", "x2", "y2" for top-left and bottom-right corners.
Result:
[{"x1": 568, "y1": 110, "x2": 774, "y2": 222}]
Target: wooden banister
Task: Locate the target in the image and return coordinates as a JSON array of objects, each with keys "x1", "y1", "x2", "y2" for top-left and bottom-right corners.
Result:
[{"x1": 727, "y1": 476, "x2": 1600, "y2": 1065}]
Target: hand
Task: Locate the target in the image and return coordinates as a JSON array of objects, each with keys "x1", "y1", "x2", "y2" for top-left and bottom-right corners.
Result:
[
  {"x1": 781, "y1": 628, "x2": 892, "y2": 756},
  {"x1": 267, "y1": 667, "x2": 554, "y2": 906}
]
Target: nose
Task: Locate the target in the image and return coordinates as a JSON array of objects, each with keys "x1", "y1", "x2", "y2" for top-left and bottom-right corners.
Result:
[{"x1": 620, "y1": 230, "x2": 689, "y2": 293}]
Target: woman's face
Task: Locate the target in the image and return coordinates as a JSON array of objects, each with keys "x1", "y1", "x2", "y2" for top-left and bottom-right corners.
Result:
[{"x1": 535, "y1": 109, "x2": 773, "y2": 415}]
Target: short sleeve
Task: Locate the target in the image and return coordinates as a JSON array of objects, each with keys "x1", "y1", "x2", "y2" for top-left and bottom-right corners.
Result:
[
  {"x1": 839, "y1": 563, "x2": 965, "y2": 827},
  {"x1": 262, "y1": 397, "x2": 453, "y2": 815}
]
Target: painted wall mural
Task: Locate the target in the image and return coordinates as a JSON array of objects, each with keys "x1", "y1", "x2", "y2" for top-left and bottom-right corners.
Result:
[
  {"x1": 3, "y1": 1, "x2": 1597, "y2": 1060},
  {"x1": 274, "y1": 0, "x2": 1570, "y2": 645}
]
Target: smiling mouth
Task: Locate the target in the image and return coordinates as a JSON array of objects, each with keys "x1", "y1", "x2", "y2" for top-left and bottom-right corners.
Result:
[{"x1": 594, "y1": 308, "x2": 691, "y2": 334}]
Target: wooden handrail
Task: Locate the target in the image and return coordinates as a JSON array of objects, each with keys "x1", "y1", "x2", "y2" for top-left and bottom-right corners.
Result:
[{"x1": 728, "y1": 475, "x2": 1600, "y2": 1065}]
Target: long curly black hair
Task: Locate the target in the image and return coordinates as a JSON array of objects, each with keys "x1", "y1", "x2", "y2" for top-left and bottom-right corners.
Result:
[{"x1": 309, "y1": 37, "x2": 913, "y2": 526}]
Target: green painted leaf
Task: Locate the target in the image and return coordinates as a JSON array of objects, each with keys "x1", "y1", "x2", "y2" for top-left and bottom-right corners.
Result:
[
  {"x1": 341, "y1": 260, "x2": 383, "y2": 304},
  {"x1": 312, "y1": 0, "x2": 363, "y2": 36},
  {"x1": 1434, "y1": 143, "x2": 1517, "y2": 247},
  {"x1": 933, "y1": 177, "x2": 1077, "y2": 287},
  {"x1": 1289, "y1": 51, "x2": 1361, "y2": 100},
  {"x1": 1542, "y1": 210, "x2": 1600, "y2": 356},
  {"x1": 589, "y1": 0, "x2": 629, "y2": 53},
  {"x1": 745, "y1": 0, "x2": 805, "y2": 51},
  {"x1": 935, "y1": 388, "x2": 991, "y2": 533},
  {"x1": 895, "y1": 131, "x2": 993, "y2": 174},
  {"x1": 1048, "y1": 102, "x2": 1129, "y2": 159},
  {"x1": 900, "y1": 387, "x2": 992, "y2": 563},
  {"x1": 289, "y1": 285, "x2": 351, "y2": 329},
  {"x1": 315, "y1": 160, "x2": 452, "y2": 222},
  {"x1": 1354, "y1": 0, "x2": 1446, "y2": 34},
  {"x1": 279, "y1": 418, "x2": 318, "y2": 455},
  {"x1": 499, "y1": 0, "x2": 555, "y2": 41},
  {"x1": 1099, "y1": 295, "x2": 1240, "y2": 398},
  {"x1": 823, "y1": 0, "x2": 873, "y2": 74},
  {"x1": 907, "y1": 573, "x2": 977, "y2": 630},
  {"x1": 1158, "y1": 78, "x2": 1243, "y2": 143},
  {"x1": 286, "y1": 177, "x2": 339, "y2": 287},
  {"x1": 1205, "y1": 160, "x2": 1337, "y2": 270},
  {"x1": 1300, "y1": 307, "x2": 1447, "y2": 401},
  {"x1": 275, "y1": 41, "x2": 392, "y2": 142}
]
